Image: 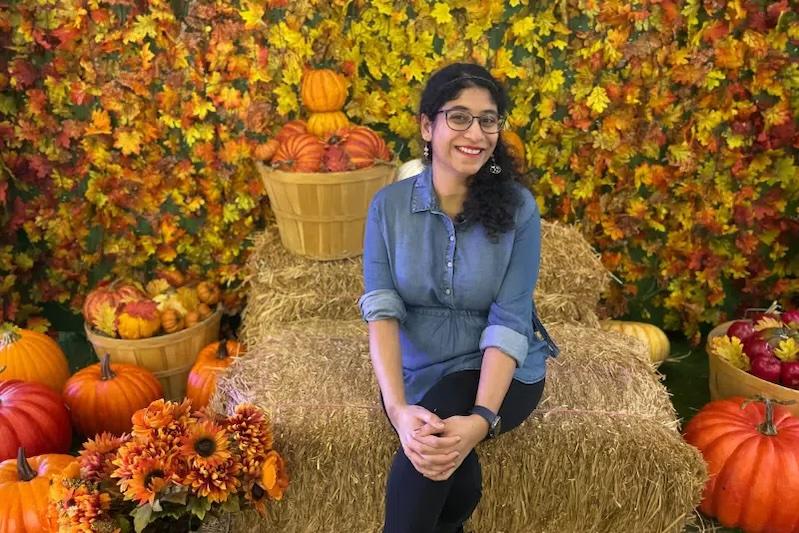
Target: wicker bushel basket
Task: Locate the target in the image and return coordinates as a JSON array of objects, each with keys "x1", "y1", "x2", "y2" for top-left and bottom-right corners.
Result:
[
  {"x1": 706, "y1": 320, "x2": 799, "y2": 416},
  {"x1": 257, "y1": 162, "x2": 396, "y2": 260},
  {"x1": 84, "y1": 309, "x2": 222, "y2": 401}
]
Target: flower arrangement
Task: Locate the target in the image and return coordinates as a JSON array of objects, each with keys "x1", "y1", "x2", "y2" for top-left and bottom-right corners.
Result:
[{"x1": 49, "y1": 399, "x2": 287, "y2": 533}]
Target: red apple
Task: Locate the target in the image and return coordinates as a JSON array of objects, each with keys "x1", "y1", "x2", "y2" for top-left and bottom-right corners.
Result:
[
  {"x1": 780, "y1": 361, "x2": 799, "y2": 389},
  {"x1": 749, "y1": 356, "x2": 782, "y2": 383},
  {"x1": 743, "y1": 336, "x2": 774, "y2": 360},
  {"x1": 782, "y1": 309, "x2": 799, "y2": 327},
  {"x1": 727, "y1": 320, "x2": 756, "y2": 341}
]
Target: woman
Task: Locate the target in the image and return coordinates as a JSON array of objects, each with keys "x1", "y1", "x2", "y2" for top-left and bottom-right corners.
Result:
[{"x1": 358, "y1": 63, "x2": 559, "y2": 533}]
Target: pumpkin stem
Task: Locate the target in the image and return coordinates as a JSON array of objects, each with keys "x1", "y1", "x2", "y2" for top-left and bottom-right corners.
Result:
[
  {"x1": 17, "y1": 448, "x2": 37, "y2": 482},
  {"x1": 758, "y1": 399, "x2": 779, "y2": 436},
  {"x1": 216, "y1": 340, "x2": 229, "y2": 360},
  {"x1": 0, "y1": 322, "x2": 22, "y2": 350},
  {"x1": 100, "y1": 353, "x2": 117, "y2": 381}
]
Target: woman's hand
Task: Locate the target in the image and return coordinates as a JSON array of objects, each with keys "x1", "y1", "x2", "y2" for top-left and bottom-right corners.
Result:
[
  {"x1": 423, "y1": 414, "x2": 488, "y2": 481},
  {"x1": 388, "y1": 404, "x2": 462, "y2": 478}
]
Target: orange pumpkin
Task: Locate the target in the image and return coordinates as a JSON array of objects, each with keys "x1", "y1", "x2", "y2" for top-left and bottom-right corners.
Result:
[
  {"x1": 116, "y1": 300, "x2": 161, "y2": 339},
  {"x1": 196, "y1": 281, "x2": 221, "y2": 306},
  {"x1": 683, "y1": 396, "x2": 799, "y2": 532},
  {"x1": 274, "y1": 119, "x2": 308, "y2": 144},
  {"x1": 0, "y1": 323, "x2": 70, "y2": 392},
  {"x1": 501, "y1": 130, "x2": 526, "y2": 170},
  {"x1": 340, "y1": 126, "x2": 392, "y2": 168},
  {"x1": 301, "y1": 68, "x2": 348, "y2": 112},
  {"x1": 307, "y1": 111, "x2": 350, "y2": 138},
  {"x1": 63, "y1": 354, "x2": 164, "y2": 437},
  {"x1": 187, "y1": 340, "x2": 244, "y2": 410},
  {"x1": 0, "y1": 448, "x2": 75, "y2": 533},
  {"x1": 272, "y1": 133, "x2": 326, "y2": 172},
  {"x1": 254, "y1": 139, "x2": 280, "y2": 161}
]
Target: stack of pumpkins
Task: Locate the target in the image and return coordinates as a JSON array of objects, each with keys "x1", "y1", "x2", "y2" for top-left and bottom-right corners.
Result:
[
  {"x1": 0, "y1": 323, "x2": 243, "y2": 531},
  {"x1": 257, "y1": 68, "x2": 392, "y2": 172}
]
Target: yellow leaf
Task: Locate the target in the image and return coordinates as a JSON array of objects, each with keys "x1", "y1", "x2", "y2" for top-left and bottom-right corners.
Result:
[
  {"x1": 192, "y1": 94, "x2": 215, "y2": 119},
  {"x1": 775, "y1": 338, "x2": 799, "y2": 362},
  {"x1": 711, "y1": 336, "x2": 749, "y2": 371},
  {"x1": 586, "y1": 86, "x2": 610, "y2": 114},
  {"x1": 114, "y1": 130, "x2": 143, "y2": 155},
  {"x1": 754, "y1": 316, "x2": 783, "y2": 331},
  {"x1": 703, "y1": 69, "x2": 726, "y2": 90},
  {"x1": 430, "y1": 3, "x2": 453, "y2": 24},
  {"x1": 239, "y1": 1, "x2": 266, "y2": 30},
  {"x1": 86, "y1": 109, "x2": 112, "y2": 135},
  {"x1": 540, "y1": 69, "x2": 564, "y2": 93},
  {"x1": 124, "y1": 14, "x2": 157, "y2": 44},
  {"x1": 93, "y1": 302, "x2": 118, "y2": 337}
]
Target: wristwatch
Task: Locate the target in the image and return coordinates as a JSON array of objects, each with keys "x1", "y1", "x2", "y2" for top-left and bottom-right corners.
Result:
[{"x1": 469, "y1": 405, "x2": 502, "y2": 439}]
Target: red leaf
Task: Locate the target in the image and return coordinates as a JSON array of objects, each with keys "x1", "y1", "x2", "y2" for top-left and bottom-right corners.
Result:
[
  {"x1": 10, "y1": 60, "x2": 38, "y2": 88},
  {"x1": 0, "y1": 181, "x2": 7, "y2": 207},
  {"x1": 702, "y1": 21, "x2": 729, "y2": 43}
]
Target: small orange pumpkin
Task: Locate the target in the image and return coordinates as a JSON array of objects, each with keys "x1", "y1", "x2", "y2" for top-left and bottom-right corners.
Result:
[
  {"x1": 117, "y1": 300, "x2": 161, "y2": 339},
  {"x1": 187, "y1": 340, "x2": 244, "y2": 410},
  {"x1": 196, "y1": 281, "x2": 221, "y2": 306},
  {"x1": 307, "y1": 111, "x2": 350, "y2": 138},
  {"x1": 0, "y1": 448, "x2": 75, "y2": 533},
  {"x1": 300, "y1": 68, "x2": 348, "y2": 112},
  {"x1": 339, "y1": 126, "x2": 392, "y2": 168},
  {"x1": 184, "y1": 311, "x2": 200, "y2": 328},
  {"x1": 160, "y1": 308, "x2": 184, "y2": 333},
  {"x1": 0, "y1": 323, "x2": 70, "y2": 392},
  {"x1": 254, "y1": 139, "x2": 281, "y2": 161},
  {"x1": 63, "y1": 353, "x2": 164, "y2": 437},
  {"x1": 272, "y1": 133, "x2": 326, "y2": 172}
]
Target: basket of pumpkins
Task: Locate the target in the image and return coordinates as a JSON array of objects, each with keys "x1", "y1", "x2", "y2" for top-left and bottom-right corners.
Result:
[
  {"x1": 256, "y1": 67, "x2": 396, "y2": 260},
  {"x1": 706, "y1": 302, "x2": 799, "y2": 416},
  {"x1": 82, "y1": 272, "x2": 223, "y2": 400}
]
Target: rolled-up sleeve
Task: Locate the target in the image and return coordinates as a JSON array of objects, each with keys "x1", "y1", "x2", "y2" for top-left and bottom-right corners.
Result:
[
  {"x1": 479, "y1": 195, "x2": 541, "y2": 367},
  {"x1": 359, "y1": 196, "x2": 406, "y2": 323}
]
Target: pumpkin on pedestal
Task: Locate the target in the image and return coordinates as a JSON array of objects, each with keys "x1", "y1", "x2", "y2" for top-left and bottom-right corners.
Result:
[
  {"x1": 683, "y1": 396, "x2": 799, "y2": 532},
  {"x1": 187, "y1": 340, "x2": 244, "y2": 410},
  {"x1": 0, "y1": 448, "x2": 75, "y2": 532},
  {"x1": 0, "y1": 380, "x2": 72, "y2": 461},
  {"x1": 0, "y1": 323, "x2": 70, "y2": 392},
  {"x1": 63, "y1": 354, "x2": 163, "y2": 437}
]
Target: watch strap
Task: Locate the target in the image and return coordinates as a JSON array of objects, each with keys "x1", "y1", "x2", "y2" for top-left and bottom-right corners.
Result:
[{"x1": 469, "y1": 405, "x2": 499, "y2": 438}]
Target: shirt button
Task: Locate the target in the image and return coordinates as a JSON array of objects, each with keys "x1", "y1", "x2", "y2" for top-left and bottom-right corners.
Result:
[
  {"x1": 444, "y1": 289, "x2": 451, "y2": 295},
  {"x1": 449, "y1": 235, "x2": 455, "y2": 242},
  {"x1": 447, "y1": 261, "x2": 453, "y2": 268}
]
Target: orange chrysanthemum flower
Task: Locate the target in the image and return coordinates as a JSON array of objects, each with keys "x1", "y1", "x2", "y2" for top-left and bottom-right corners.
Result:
[
  {"x1": 226, "y1": 403, "x2": 273, "y2": 476},
  {"x1": 183, "y1": 458, "x2": 241, "y2": 503},
  {"x1": 49, "y1": 474, "x2": 114, "y2": 533},
  {"x1": 180, "y1": 419, "x2": 231, "y2": 467},
  {"x1": 131, "y1": 398, "x2": 194, "y2": 447},
  {"x1": 118, "y1": 456, "x2": 173, "y2": 505},
  {"x1": 79, "y1": 432, "x2": 130, "y2": 481},
  {"x1": 258, "y1": 450, "x2": 289, "y2": 501}
]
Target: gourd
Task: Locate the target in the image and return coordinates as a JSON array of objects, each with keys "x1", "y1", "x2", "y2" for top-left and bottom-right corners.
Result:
[
  {"x1": 82, "y1": 280, "x2": 147, "y2": 328},
  {"x1": 186, "y1": 340, "x2": 244, "y2": 410},
  {"x1": 117, "y1": 300, "x2": 161, "y2": 339},
  {"x1": 600, "y1": 320, "x2": 670, "y2": 365},
  {"x1": 63, "y1": 353, "x2": 163, "y2": 437},
  {"x1": 0, "y1": 323, "x2": 70, "y2": 392},
  {"x1": 683, "y1": 396, "x2": 799, "y2": 532},
  {"x1": 307, "y1": 111, "x2": 349, "y2": 138},
  {"x1": 272, "y1": 133, "x2": 326, "y2": 172},
  {"x1": 0, "y1": 448, "x2": 75, "y2": 532},
  {"x1": 0, "y1": 380, "x2": 72, "y2": 461}
]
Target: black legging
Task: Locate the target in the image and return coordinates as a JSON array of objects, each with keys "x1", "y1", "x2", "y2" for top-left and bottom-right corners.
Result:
[{"x1": 383, "y1": 371, "x2": 545, "y2": 533}]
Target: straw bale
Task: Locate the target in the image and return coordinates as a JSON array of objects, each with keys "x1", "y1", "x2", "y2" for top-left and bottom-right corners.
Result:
[
  {"x1": 214, "y1": 320, "x2": 705, "y2": 533},
  {"x1": 240, "y1": 221, "x2": 612, "y2": 344}
]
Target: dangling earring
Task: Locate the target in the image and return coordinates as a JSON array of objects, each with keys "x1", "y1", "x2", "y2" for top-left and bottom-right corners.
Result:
[
  {"x1": 489, "y1": 155, "x2": 501, "y2": 174},
  {"x1": 423, "y1": 142, "x2": 431, "y2": 162}
]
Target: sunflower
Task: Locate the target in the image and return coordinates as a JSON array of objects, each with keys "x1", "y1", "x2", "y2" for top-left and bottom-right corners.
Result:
[
  {"x1": 180, "y1": 419, "x2": 231, "y2": 467},
  {"x1": 79, "y1": 432, "x2": 130, "y2": 481},
  {"x1": 257, "y1": 450, "x2": 289, "y2": 501},
  {"x1": 183, "y1": 458, "x2": 241, "y2": 503},
  {"x1": 226, "y1": 403, "x2": 273, "y2": 476},
  {"x1": 118, "y1": 456, "x2": 172, "y2": 505}
]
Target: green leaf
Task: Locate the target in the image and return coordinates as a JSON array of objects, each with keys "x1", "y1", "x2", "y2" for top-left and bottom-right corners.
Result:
[
  {"x1": 161, "y1": 488, "x2": 189, "y2": 505},
  {"x1": 220, "y1": 495, "x2": 241, "y2": 513},
  {"x1": 131, "y1": 503, "x2": 153, "y2": 533}
]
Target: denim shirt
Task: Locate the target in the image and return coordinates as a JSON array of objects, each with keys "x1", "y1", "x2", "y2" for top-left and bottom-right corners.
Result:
[{"x1": 358, "y1": 166, "x2": 559, "y2": 405}]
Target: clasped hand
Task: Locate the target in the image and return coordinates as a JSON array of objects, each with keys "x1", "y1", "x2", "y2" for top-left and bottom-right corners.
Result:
[{"x1": 389, "y1": 405, "x2": 488, "y2": 481}]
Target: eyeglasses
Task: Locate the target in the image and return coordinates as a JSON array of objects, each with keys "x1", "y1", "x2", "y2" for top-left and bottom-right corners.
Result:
[{"x1": 436, "y1": 109, "x2": 505, "y2": 133}]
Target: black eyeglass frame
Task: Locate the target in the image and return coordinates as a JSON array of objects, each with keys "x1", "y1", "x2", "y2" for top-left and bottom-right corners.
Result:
[{"x1": 435, "y1": 109, "x2": 506, "y2": 134}]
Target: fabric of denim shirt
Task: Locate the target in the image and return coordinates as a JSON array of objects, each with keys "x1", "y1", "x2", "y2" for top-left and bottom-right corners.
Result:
[{"x1": 358, "y1": 166, "x2": 559, "y2": 406}]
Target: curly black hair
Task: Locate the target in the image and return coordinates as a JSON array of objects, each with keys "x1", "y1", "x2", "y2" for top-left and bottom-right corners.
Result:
[{"x1": 419, "y1": 63, "x2": 522, "y2": 240}]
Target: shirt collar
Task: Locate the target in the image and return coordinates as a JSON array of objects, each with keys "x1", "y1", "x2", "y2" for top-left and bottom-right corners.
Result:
[{"x1": 411, "y1": 165, "x2": 438, "y2": 213}]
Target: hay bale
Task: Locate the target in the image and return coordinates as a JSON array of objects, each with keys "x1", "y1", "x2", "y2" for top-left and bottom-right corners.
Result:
[
  {"x1": 240, "y1": 221, "x2": 612, "y2": 343},
  {"x1": 214, "y1": 321, "x2": 705, "y2": 533},
  {"x1": 536, "y1": 221, "x2": 612, "y2": 327}
]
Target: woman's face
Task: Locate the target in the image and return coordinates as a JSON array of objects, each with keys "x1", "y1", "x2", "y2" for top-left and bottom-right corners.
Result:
[{"x1": 421, "y1": 86, "x2": 500, "y2": 183}]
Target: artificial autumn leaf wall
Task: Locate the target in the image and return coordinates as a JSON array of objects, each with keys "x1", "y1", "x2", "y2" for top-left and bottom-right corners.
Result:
[{"x1": 1, "y1": 0, "x2": 797, "y2": 343}]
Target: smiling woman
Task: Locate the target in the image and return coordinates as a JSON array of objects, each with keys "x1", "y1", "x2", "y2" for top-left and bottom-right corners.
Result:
[{"x1": 359, "y1": 63, "x2": 558, "y2": 533}]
